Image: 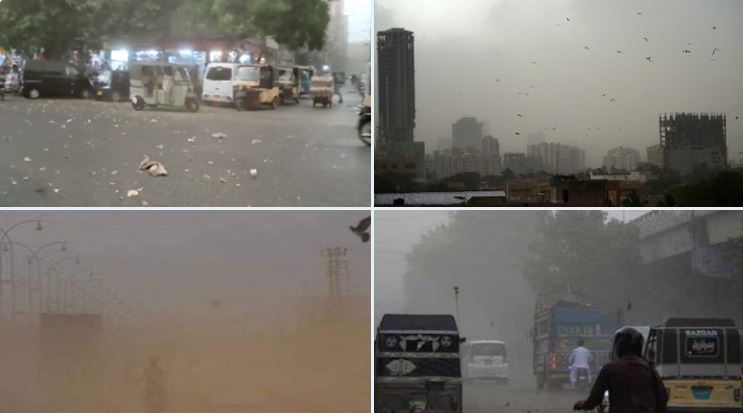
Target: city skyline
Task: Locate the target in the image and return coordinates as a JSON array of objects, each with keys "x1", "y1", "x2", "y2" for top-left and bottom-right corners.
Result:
[{"x1": 375, "y1": 0, "x2": 743, "y2": 167}]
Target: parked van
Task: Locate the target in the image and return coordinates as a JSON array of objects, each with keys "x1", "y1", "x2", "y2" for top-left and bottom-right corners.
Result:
[
  {"x1": 202, "y1": 62, "x2": 239, "y2": 104},
  {"x1": 462, "y1": 340, "x2": 509, "y2": 384},
  {"x1": 22, "y1": 60, "x2": 94, "y2": 99}
]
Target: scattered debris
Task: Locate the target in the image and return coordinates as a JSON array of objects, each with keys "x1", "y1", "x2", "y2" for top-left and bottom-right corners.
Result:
[
  {"x1": 24, "y1": 156, "x2": 31, "y2": 162},
  {"x1": 211, "y1": 132, "x2": 228, "y2": 139},
  {"x1": 251, "y1": 139, "x2": 262, "y2": 144},
  {"x1": 139, "y1": 155, "x2": 168, "y2": 177},
  {"x1": 250, "y1": 169, "x2": 258, "y2": 179}
]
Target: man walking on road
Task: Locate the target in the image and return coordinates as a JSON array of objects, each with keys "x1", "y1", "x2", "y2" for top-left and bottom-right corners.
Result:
[
  {"x1": 573, "y1": 327, "x2": 668, "y2": 413},
  {"x1": 144, "y1": 356, "x2": 168, "y2": 413}
]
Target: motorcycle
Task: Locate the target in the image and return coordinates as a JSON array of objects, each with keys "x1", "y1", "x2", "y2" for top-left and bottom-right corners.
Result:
[{"x1": 575, "y1": 367, "x2": 591, "y2": 391}]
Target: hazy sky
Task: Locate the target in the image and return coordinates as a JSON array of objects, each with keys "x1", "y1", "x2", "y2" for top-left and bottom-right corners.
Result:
[
  {"x1": 376, "y1": 0, "x2": 743, "y2": 166},
  {"x1": 0, "y1": 211, "x2": 370, "y2": 323},
  {"x1": 374, "y1": 210, "x2": 646, "y2": 319},
  {"x1": 345, "y1": 0, "x2": 371, "y2": 43}
]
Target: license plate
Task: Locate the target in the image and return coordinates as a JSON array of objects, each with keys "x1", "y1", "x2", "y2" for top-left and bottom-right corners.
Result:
[
  {"x1": 96, "y1": 91, "x2": 103, "y2": 96},
  {"x1": 213, "y1": 96, "x2": 221, "y2": 101},
  {"x1": 692, "y1": 386, "x2": 712, "y2": 400}
]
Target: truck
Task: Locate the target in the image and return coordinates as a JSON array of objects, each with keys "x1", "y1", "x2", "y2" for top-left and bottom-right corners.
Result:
[
  {"x1": 532, "y1": 293, "x2": 620, "y2": 390},
  {"x1": 375, "y1": 314, "x2": 463, "y2": 413}
]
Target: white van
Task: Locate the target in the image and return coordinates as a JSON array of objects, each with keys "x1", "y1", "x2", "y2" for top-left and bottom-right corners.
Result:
[
  {"x1": 462, "y1": 340, "x2": 509, "y2": 384},
  {"x1": 202, "y1": 63, "x2": 239, "y2": 104}
]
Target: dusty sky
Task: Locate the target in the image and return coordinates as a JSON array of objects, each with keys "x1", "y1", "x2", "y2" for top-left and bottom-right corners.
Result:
[
  {"x1": 0, "y1": 211, "x2": 370, "y2": 323},
  {"x1": 376, "y1": 0, "x2": 743, "y2": 166},
  {"x1": 374, "y1": 210, "x2": 646, "y2": 321},
  {"x1": 345, "y1": 0, "x2": 371, "y2": 43}
]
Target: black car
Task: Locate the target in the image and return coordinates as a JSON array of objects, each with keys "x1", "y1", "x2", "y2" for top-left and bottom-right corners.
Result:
[
  {"x1": 94, "y1": 70, "x2": 129, "y2": 102},
  {"x1": 22, "y1": 60, "x2": 94, "y2": 99}
]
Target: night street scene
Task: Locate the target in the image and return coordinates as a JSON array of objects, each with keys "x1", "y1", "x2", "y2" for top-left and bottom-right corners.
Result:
[
  {"x1": 0, "y1": 0, "x2": 371, "y2": 207},
  {"x1": 374, "y1": 0, "x2": 743, "y2": 207},
  {"x1": 375, "y1": 210, "x2": 743, "y2": 413},
  {"x1": 0, "y1": 211, "x2": 370, "y2": 413}
]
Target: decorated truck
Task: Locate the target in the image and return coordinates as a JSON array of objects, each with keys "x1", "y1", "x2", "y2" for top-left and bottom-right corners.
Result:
[
  {"x1": 375, "y1": 314, "x2": 464, "y2": 413},
  {"x1": 532, "y1": 294, "x2": 620, "y2": 390}
]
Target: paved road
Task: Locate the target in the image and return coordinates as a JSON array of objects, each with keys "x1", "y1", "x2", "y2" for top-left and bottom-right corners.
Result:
[
  {"x1": 465, "y1": 382, "x2": 579, "y2": 413},
  {"x1": 0, "y1": 88, "x2": 369, "y2": 206}
]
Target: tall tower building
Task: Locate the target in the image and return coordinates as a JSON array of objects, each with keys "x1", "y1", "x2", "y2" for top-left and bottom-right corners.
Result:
[
  {"x1": 452, "y1": 117, "x2": 483, "y2": 150},
  {"x1": 377, "y1": 28, "x2": 415, "y2": 144}
]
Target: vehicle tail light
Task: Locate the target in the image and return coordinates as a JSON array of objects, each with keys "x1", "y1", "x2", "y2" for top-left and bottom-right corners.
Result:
[{"x1": 551, "y1": 354, "x2": 558, "y2": 370}]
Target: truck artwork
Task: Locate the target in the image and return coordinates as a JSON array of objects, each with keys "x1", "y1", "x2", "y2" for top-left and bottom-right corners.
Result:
[
  {"x1": 375, "y1": 314, "x2": 464, "y2": 413},
  {"x1": 532, "y1": 293, "x2": 620, "y2": 391}
]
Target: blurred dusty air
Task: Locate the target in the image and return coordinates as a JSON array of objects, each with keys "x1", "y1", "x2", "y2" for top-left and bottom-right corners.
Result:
[
  {"x1": 0, "y1": 297, "x2": 370, "y2": 413},
  {"x1": 0, "y1": 211, "x2": 371, "y2": 413}
]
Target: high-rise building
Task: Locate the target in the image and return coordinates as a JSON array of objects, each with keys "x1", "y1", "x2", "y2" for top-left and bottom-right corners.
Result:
[
  {"x1": 452, "y1": 117, "x2": 483, "y2": 150},
  {"x1": 481, "y1": 135, "x2": 501, "y2": 176},
  {"x1": 503, "y1": 153, "x2": 528, "y2": 176},
  {"x1": 604, "y1": 146, "x2": 641, "y2": 171},
  {"x1": 377, "y1": 28, "x2": 415, "y2": 144},
  {"x1": 659, "y1": 113, "x2": 727, "y2": 175},
  {"x1": 647, "y1": 144, "x2": 664, "y2": 168},
  {"x1": 527, "y1": 142, "x2": 586, "y2": 175}
]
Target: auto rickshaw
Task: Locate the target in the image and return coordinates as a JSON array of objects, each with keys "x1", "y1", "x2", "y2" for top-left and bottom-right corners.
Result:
[
  {"x1": 644, "y1": 318, "x2": 742, "y2": 413},
  {"x1": 276, "y1": 66, "x2": 300, "y2": 104},
  {"x1": 294, "y1": 65, "x2": 315, "y2": 97},
  {"x1": 310, "y1": 75, "x2": 334, "y2": 108},
  {"x1": 129, "y1": 63, "x2": 199, "y2": 112},
  {"x1": 233, "y1": 64, "x2": 280, "y2": 110}
]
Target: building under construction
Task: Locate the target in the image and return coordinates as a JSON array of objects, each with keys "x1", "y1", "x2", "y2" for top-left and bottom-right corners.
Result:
[{"x1": 659, "y1": 113, "x2": 727, "y2": 175}]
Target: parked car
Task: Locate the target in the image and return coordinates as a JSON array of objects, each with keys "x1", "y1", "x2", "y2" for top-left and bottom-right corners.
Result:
[
  {"x1": 22, "y1": 60, "x2": 94, "y2": 99},
  {"x1": 94, "y1": 69, "x2": 129, "y2": 101}
]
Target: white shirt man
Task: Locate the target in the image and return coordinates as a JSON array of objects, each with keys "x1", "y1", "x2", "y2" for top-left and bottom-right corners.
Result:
[{"x1": 569, "y1": 342, "x2": 594, "y2": 387}]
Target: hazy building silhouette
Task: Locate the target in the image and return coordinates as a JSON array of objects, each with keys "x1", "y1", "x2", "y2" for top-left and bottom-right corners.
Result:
[
  {"x1": 481, "y1": 135, "x2": 502, "y2": 175},
  {"x1": 527, "y1": 142, "x2": 586, "y2": 175},
  {"x1": 659, "y1": 113, "x2": 727, "y2": 175},
  {"x1": 503, "y1": 153, "x2": 528, "y2": 175},
  {"x1": 604, "y1": 146, "x2": 641, "y2": 171},
  {"x1": 377, "y1": 28, "x2": 415, "y2": 144},
  {"x1": 452, "y1": 117, "x2": 483, "y2": 150},
  {"x1": 647, "y1": 144, "x2": 664, "y2": 169},
  {"x1": 376, "y1": 28, "x2": 425, "y2": 182}
]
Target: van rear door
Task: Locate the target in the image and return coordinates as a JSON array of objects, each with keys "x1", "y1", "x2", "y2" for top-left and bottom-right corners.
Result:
[{"x1": 204, "y1": 65, "x2": 233, "y2": 102}]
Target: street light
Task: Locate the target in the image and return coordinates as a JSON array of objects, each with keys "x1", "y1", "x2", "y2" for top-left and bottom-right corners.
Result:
[{"x1": 0, "y1": 220, "x2": 45, "y2": 320}]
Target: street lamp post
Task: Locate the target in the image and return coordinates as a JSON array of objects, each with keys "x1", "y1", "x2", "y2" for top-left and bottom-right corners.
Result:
[{"x1": 0, "y1": 220, "x2": 43, "y2": 320}]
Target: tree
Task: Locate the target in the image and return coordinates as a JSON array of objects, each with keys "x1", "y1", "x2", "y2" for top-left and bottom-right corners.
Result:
[
  {"x1": 502, "y1": 168, "x2": 515, "y2": 180},
  {"x1": 0, "y1": 0, "x2": 185, "y2": 57},
  {"x1": 522, "y1": 211, "x2": 641, "y2": 312},
  {"x1": 669, "y1": 169, "x2": 743, "y2": 206},
  {"x1": 182, "y1": 0, "x2": 329, "y2": 51},
  {"x1": 621, "y1": 191, "x2": 646, "y2": 207}
]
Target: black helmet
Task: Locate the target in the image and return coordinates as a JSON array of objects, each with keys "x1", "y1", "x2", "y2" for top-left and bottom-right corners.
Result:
[{"x1": 613, "y1": 327, "x2": 644, "y2": 358}]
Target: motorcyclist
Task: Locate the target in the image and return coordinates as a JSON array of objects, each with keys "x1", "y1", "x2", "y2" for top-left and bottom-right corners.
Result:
[
  {"x1": 569, "y1": 339, "x2": 594, "y2": 388},
  {"x1": 573, "y1": 327, "x2": 668, "y2": 413}
]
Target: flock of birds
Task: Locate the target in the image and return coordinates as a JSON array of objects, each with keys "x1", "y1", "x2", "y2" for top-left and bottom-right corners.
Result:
[{"x1": 496, "y1": 11, "x2": 739, "y2": 137}]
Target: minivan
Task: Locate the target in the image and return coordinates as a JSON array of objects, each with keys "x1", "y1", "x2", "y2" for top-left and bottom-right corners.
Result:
[
  {"x1": 202, "y1": 62, "x2": 239, "y2": 104},
  {"x1": 462, "y1": 340, "x2": 509, "y2": 384},
  {"x1": 22, "y1": 60, "x2": 94, "y2": 99}
]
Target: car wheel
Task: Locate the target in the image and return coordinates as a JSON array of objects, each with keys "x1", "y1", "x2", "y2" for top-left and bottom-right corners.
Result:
[
  {"x1": 186, "y1": 98, "x2": 200, "y2": 113},
  {"x1": 358, "y1": 118, "x2": 371, "y2": 146},
  {"x1": 27, "y1": 87, "x2": 41, "y2": 99},
  {"x1": 132, "y1": 97, "x2": 145, "y2": 111}
]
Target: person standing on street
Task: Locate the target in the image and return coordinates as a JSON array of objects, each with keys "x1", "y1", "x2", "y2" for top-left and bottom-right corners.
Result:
[{"x1": 144, "y1": 356, "x2": 168, "y2": 413}]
